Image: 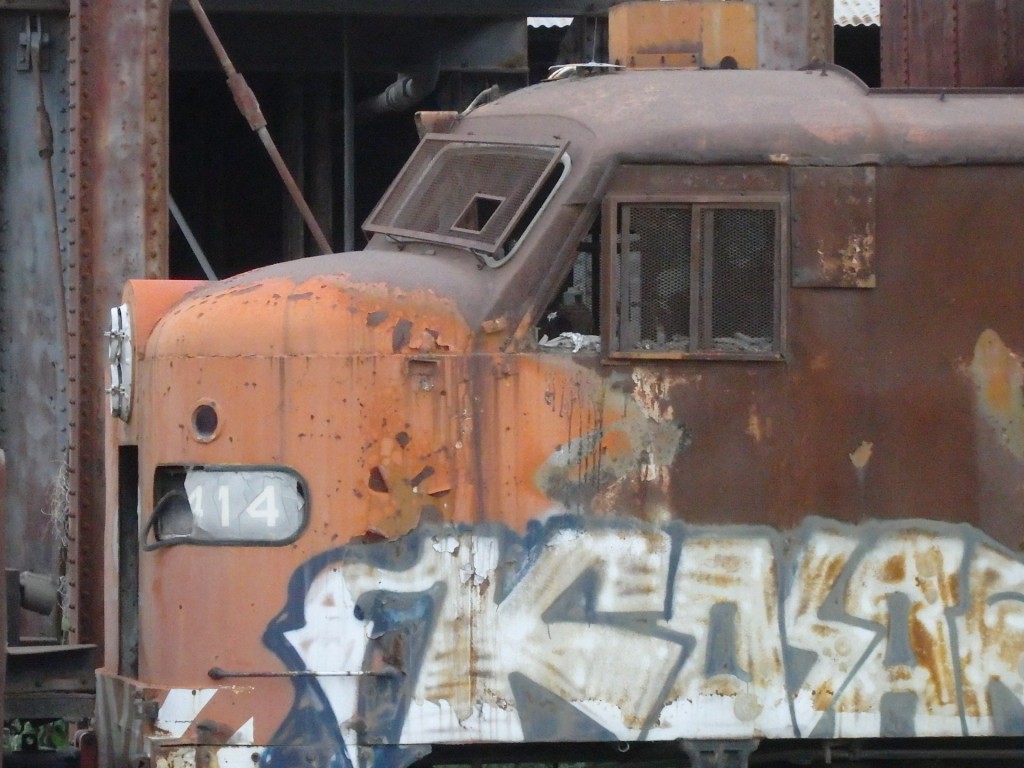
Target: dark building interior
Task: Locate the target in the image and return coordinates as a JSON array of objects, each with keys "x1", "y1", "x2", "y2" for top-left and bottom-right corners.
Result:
[{"x1": 167, "y1": 11, "x2": 882, "y2": 280}]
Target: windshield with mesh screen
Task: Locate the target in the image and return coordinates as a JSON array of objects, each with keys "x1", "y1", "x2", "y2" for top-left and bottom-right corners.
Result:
[{"x1": 364, "y1": 137, "x2": 568, "y2": 266}]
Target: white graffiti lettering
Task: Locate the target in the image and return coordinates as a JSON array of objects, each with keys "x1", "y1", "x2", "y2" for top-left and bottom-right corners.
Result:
[{"x1": 270, "y1": 518, "x2": 1024, "y2": 747}]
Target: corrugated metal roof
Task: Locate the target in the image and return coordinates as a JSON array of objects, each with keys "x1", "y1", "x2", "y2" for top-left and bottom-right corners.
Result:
[
  {"x1": 835, "y1": 0, "x2": 879, "y2": 26},
  {"x1": 528, "y1": 16, "x2": 573, "y2": 27},
  {"x1": 530, "y1": 1, "x2": 880, "y2": 28}
]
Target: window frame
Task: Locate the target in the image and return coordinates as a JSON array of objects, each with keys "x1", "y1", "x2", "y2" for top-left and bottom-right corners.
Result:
[
  {"x1": 363, "y1": 135, "x2": 570, "y2": 266},
  {"x1": 603, "y1": 192, "x2": 788, "y2": 361}
]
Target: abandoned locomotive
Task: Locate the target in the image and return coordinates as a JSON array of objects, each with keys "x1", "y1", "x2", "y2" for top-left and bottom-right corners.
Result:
[{"x1": 100, "y1": 64, "x2": 1024, "y2": 768}]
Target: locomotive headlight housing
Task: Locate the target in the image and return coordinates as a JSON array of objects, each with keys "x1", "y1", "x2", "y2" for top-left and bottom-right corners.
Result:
[{"x1": 107, "y1": 303, "x2": 134, "y2": 421}]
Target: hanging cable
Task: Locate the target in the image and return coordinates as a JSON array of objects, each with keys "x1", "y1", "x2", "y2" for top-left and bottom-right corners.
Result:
[{"x1": 30, "y1": 15, "x2": 71, "y2": 455}]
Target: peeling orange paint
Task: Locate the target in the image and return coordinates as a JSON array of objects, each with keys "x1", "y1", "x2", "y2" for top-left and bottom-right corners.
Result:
[
  {"x1": 746, "y1": 404, "x2": 771, "y2": 443},
  {"x1": 849, "y1": 440, "x2": 873, "y2": 470},
  {"x1": 970, "y1": 329, "x2": 1024, "y2": 460}
]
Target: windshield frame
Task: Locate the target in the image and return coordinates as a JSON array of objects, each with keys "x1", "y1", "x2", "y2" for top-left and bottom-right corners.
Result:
[{"x1": 363, "y1": 134, "x2": 570, "y2": 266}]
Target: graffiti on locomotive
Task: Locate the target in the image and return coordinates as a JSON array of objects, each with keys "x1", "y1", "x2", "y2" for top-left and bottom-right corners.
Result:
[{"x1": 262, "y1": 515, "x2": 1024, "y2": 753}]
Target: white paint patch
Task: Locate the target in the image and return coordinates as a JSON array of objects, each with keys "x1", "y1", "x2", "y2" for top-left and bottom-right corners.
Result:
[
  {"x1": 217, "y1": 746, "x2": 265, "y2": 768},
  {"x1": 227, "y1": 717, "x2": 255, "y2": 746},
  {"x1": 156, "y1": 689, "x2": 217, "y2": 739}
]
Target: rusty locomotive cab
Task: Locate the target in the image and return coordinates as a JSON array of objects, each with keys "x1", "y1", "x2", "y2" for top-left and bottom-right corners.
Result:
[{"x1": 100, "y1": 66, "x2": 1024, "y2": 768}]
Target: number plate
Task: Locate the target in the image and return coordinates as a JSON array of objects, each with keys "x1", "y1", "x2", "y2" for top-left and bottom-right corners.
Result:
[{"x1": 183, "y1": 469, "x2": 306, "y2": 542}]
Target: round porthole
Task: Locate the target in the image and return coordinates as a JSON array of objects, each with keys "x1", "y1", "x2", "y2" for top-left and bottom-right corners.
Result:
[{"x1": 191, "y1": 402, "x2": 220, "y2": 442}]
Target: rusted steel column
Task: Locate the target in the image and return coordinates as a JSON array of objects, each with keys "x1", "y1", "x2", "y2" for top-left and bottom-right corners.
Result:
[
  {"x1": 807, "y1": 0, "x2": 834, "y2": 66},
  {"x1": 68, "y1": 0, "x2": 169, "y2": 648},
  {"x1": 757, "y1": 0, "x2": 835, "y2": 69}
]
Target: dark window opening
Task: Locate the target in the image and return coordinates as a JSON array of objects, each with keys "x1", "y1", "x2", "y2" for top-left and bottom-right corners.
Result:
[
  {"x1": 118, "y1": 446, "x2": 139, "y2": 678},
  {"x1": 453, "y1": 194, "x2": 504, "y2": 234},
  {"x1": 537, "y1": 218, "x2": 602, "y2": 350},
  {"x1": 611, "y1": 202, "x2": 781, "y2": 358}
]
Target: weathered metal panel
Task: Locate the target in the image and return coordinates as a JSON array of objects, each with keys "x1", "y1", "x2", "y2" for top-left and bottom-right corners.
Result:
[
  {"x1": 608, "y1": 2, "x2": 757, "y2": 70},
  {"x1": 881, "y1": 0, "x2": 1024, "y2": 87},
  {"x1": 0, "y1": 13, "x2": 71, "y2": 636},
  {"x1": 791, "y1": 166, "x2": 875, "y2": 288},
  {"x1": 67, "y1": 0, "x2": 169, "y2": 647},
  {"x1": 757, "y1": 0, "x2": 833, "y2": 69}
]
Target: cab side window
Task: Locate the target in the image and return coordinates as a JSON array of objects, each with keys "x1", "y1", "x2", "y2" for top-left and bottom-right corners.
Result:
[
  {"x1": 607, "y1": 193, "x2": 785, "y2": 360},
  {"x1": 537, "y1": 219, "x2": 601, "y2": 350}
]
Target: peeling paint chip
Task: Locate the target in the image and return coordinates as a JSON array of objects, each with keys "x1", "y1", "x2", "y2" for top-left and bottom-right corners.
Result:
[{"x1": 849, "y1": 440, "x2": 873, "y2": 469}]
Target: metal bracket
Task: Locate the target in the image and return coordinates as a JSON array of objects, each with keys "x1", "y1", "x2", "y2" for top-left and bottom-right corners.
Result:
[
  {"x1": 16, "y1": 15, "x2": 50, "y2": 72},
  {"x1": 681, "y1": 739, "x2": 760, "y2": 768}
]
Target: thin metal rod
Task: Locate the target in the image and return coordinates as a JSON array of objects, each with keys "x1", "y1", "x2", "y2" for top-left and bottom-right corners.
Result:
[
  {"x1": 208, "y1": 666, "x2": 400, "y2": 680},
  {"x1": 186, "y1": 0, "x2": 333, "y2": 256},
  {"x1": 169, "y1": 196, "x2": 217, "y2": 280},
  {"x1": 343, "y1": 17, "x2": 356, "y2": 252},
  {"x1": 31, "y1": 17, "x2": 71, "y2": 456}
]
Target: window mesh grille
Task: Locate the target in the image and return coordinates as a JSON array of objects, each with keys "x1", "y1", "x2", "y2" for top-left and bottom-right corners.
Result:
[
  {"x1": 365, "y1": 139, "x2": 561, "y2": 252},
  {"x1": 616, "y1": 203, "x2": 778, "y2": 356},
  {"x1": 625, "y1": 206, "x2": 692, "y2": 350},
  {"x1": 706, "y1": 208, "x2": 776, "y2": 353}
]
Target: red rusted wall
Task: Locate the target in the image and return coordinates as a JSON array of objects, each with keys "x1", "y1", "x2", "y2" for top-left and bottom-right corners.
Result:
[{"x1": 882, "y1": 0, "x2": 1024, "y2": 87}]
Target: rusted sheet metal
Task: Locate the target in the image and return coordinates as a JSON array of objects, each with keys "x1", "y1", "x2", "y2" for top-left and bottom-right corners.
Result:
[
  {"x1": 0, "y1": 13, "x2": 70, "y2": 637},
  {"x1": 5, "y1": 644, "x2": 96, "y2": 720},
  {"x1": 608, "y1": 0, "x2": 831, "y2": 70},
  {"x1": 477, "y1": 69, "x2": 1024, "y2": 170},
  {"x1": 67, "y1": 0, "x2": 169, "y2": 647},
  {"x1": 608, "y1": 2, "x2": 757, "y2": 70},
  {"x1": 791, "y1": 166, "x2": 875, "y2": 288},
  {"x1": 881, "y1": 0, "x2": 1024, "y2": 87}
]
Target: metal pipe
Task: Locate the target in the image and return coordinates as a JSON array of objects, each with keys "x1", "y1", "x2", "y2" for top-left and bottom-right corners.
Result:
[
  {"x1": 168, "y1": 195, "x2": 217, "y2": 280},
  {"x1": 186, "y1": 0, "x2": 333, "y2": 256},
  {"x1": 343, "y1": 17, "x2": 355, "y2": 251},
  {"x1": 31, "y1": 17, "x2": 71, "y2": 457},
  {"x1": 209, "y1": 666, "x2": 400, "y2": 679},
  {"x1": 355, "y1": 57, "x2": 440, "y2": 119}
]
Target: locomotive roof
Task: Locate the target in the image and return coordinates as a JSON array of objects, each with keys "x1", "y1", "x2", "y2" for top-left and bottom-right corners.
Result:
[
  {"x1": 156, "y1": 66, "x2": 1024, "y2": 355},
  {"x1": 458, "y1": 66, "x2": 1024, "y2": 168}
]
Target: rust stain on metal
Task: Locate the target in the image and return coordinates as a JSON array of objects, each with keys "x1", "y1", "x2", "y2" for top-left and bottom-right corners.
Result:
[
  {"x1": 881, "y1": 554, "x2": 905, "y2": 583},
  {"x1": 792, "y1": 167, "x2": 876, "y2": 289},
  {"x1": 746, "y1": 404, "x2": 771, "y2": 443},
  {"x1": 819, "y1": 227, "x2": 876, "y2": 288},
  {"x1": 970, "y1": 328, "x2": 1024, "y2": 460}
]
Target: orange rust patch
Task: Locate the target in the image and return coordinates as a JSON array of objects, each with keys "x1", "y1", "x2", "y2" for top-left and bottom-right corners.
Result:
[
  {"x1": 909, "y1": 605, "x2": 954, "y2": 705},
  {"x1": 849, "y1": 440, "x2": 873, "y2": 470},
  {"x1": 813, "y1": 685, "x2": 834, "y2": 711},
  {"x1": 881, "y1": 554, "x2": 905, "y2": 583},
  {"x1": 970, "y1": 329, "x2": 1024, "y2": 460}
]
